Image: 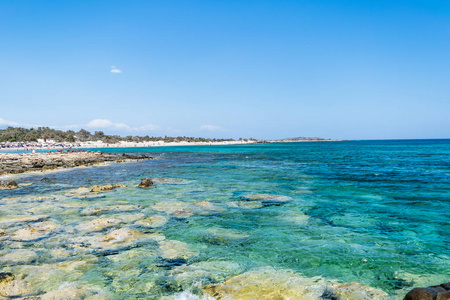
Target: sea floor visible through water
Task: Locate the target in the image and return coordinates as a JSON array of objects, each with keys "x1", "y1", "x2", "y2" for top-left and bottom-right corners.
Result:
[{"x1": 0, "y1": 140, "x2": 449, "y2": 299}]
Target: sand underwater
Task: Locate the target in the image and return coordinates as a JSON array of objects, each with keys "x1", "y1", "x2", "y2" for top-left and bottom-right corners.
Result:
[{"x1": 1, "y1": 140, "x2": 449, "y2": 299}]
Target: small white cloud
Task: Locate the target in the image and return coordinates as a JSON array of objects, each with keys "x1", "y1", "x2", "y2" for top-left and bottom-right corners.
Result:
[
  {"x1": 86, "y1": 119, "x2": 159, "y2": 132},
  {"x1": 86, "y1": 119, "x2": 116, "y2": 128},
  {"x1": 199, "y1": 125, "x2": 226, "y2": 132},
  {"x1": 0, "y1": 117, "x2": 22, "y2": 127},
  {"x1": 110, "y1": 66, "x2": 122, "y2": 73}
]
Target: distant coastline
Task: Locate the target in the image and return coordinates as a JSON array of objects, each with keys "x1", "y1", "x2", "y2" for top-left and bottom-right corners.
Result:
[
  {"x1": 0, "y1": 126, "x2": 334, "y2": 152},
  {"x1": 0, "y1": 138, "x2": 338, "y2": 152}
]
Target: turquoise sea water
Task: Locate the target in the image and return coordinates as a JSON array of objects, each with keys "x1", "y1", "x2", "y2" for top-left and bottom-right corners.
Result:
[{"x1": 1, "y1": 140, "x2": 449, "y2": 299}]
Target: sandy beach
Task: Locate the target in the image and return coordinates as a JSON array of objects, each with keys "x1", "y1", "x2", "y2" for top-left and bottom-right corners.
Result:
[{"x1": 0, "y1": 139, "x2": 261, "y2": 152}]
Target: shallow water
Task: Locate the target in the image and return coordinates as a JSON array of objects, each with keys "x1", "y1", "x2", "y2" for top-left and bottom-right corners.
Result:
[{"x1": 1, "y1": 140, "x2": 449, "y2": 299}]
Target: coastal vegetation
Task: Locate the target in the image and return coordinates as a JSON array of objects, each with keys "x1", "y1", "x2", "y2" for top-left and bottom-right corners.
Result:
[{"x1": 0, "y1": 126, "x2": 239, "y2": 143}]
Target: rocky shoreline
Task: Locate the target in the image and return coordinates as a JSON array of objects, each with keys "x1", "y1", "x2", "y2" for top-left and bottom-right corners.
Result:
[{"x1": 0, "y1": 150, "x2": 152, "y2": 177}]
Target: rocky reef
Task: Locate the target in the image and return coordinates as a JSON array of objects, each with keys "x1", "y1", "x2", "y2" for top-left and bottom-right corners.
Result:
[
  {"x1": 0, "y1": 150, "x2": 152, "y2": 176},
  {"x1": 404, "y1": 282, "x2": 450, "y2": 300}
]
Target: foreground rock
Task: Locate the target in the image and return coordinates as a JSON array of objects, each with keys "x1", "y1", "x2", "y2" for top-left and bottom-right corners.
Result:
[
  {"x1": 66, "y1": 228, "x2": 164, "y2": 253},
  {"x1": 76, "y1": 217, "x2": 122, "y2": 232},
  {"x1": 135, "y1": 215, "x2": 168, "y2": 228},
  {"x1": 80, "y1": 205, "x2": 141, "y2": 216},
  {"x1": 0, "y1": 180, "x2": 19, "y2": 190},
  {"x1": 0, "y1": 272, "x2": 29, "y2": 298},
  {"x1": 12, "y1": 221, "x2": 59, "y2": 241},
  {"x1": 0, "y1": 151, "x2": 152, "y2": 176},
  {"x1": 404, "y1": 282, "x2": 450, "y2": 300},
  {"x1": 41, "y1": 285, "x2": 106, "y2": 300},
  {"x1": 90, "y1": 184, "x2": 126, "y2": 193},
  {"x1": 159, "y1": 240, "x2": 199, "y2": 260},
  {"x1": 203, "y1": 267, "x2": 389, "y2": 300},
  {"x1": 1, "y1": 249, "x2": 38, "y2": 263},
  {"x1": 138, "y1": 178, "x2": 154, "y2": 188}
]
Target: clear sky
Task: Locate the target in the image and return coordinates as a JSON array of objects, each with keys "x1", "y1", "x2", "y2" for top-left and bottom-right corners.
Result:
[{"x1": 1, "y1": 0, "x2": 449, "y2": 140}]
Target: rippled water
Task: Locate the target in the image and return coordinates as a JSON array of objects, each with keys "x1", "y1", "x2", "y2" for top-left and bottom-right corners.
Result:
[{"x1": 1, "y1": 140, "x2": 449, "y2": 299}]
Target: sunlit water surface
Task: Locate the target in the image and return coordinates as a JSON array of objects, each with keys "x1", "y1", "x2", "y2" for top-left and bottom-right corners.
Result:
[{"x1": 1, "y1": 140, "x2": 449, "y2": 299}]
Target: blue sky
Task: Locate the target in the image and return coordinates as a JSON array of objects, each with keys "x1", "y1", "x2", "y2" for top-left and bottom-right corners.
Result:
[{"x1": 0, "y1": 0, "x2": 449, "y2": 140}]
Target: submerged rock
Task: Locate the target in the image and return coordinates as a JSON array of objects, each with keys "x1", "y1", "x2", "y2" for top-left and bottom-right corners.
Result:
[
  {"x1": 66, "y1": 228, "x2": 156, "y2": 253},
  {"x1": 201, "y1": 227, "x2": 250, "y2": 244},
  {"x1": 65, "y1": 186, "x2": 90, "y2": 196},
  {"x1": 170, "y1": 261, "x2": 243, "y2": 289},
  {"x1": 0, "y1": 180, "x2": 19, "y2": 190},
  {"x1": 138, "y1": 178, "x2": 154, "y2": 188},
  {"x1": 135, "y1": 215, "x2": 168, "y2": 228},
  {"x1": 227, "y1": 201, "x2": 263, "y2": 209},
  {"x1": 203, "y1": 267, "x2": 389, "y2": 300},
  {"x1": 1, "y1": 249, "x2": 38, "y2": 263},
  {"x1": 331, "y1": 281, "x2": 390, "y2": 300},
  {"x1": 240, "y1": 193, "x2": 293, "y2": 204},
  {"x1": 192, "y1": 201, "x2": 225, "y2": 215},
  {"x1": 0, "y1": 215, "x2": 49, "y2": 227},
  {"x1": 171, "y1": 209, "x2": 194, "y2": 219},
  {"x1": 159, "y1": 240, "x2": 199, "y2": 260},
  {"x1": 76, "y1": 217, "x2": 122, "y2": 233},
  {"x1": 151, "y1": 177, "x2": 190, "y2": 185},
  {"x1": 40, "y1": 284, "x2": 106, "y2": 300},
  {"x1": 282, "y1": 212, "x2": 310, "y2": 225},
  {"x1": 0, "y1": 272, "x2": 29, "y2": 298},
  {"x1": 80, "y1": 205, "x2": 141, "y2": 216},
  {"x1": 102, "y1": 228, "x2": 141, "y2": 244},
  {"x1": 152, "y1": 201, "x2": 191, "y2": 215},
  {"x1": 90, "y1": 184, "x2": 126, "y2": 193},
  {"x1": 12, "y1": 221, "x2": 59, "y2": 241}
]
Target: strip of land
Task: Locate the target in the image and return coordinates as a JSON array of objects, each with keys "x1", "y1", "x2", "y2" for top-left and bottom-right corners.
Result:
[{"x1": 0, "y1": 150, "x2": 151, "y2": 176}]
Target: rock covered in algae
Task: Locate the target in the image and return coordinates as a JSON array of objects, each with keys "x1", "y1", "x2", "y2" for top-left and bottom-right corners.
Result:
[
  {"x1": 11, "y1": 221, "x2": 59, "y2": 241},
  {"x1": 0, "y1": 272, "x2": 29, "y2": 298},
  {"x1": 0, "y1": 180, "x2": 19, "y2": 189},
  {"x1": 138, "y1": 178, "x2": 154, "y2": 188},
  {"x1": 135, "y1": 215, "x2": 168, "y2": 228},
  {"x1": 159, "y1": 240, "x2": 199, "y2": 260},
  {"x1": 90, "y1": 184, "x2": 126, "y2": 193},
  {"x1": 203, "y1": 267, "x2": 389, "y2": 300},
  {"x1": 76, "y1": 217, "x2": 122, "y2": 233}
]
